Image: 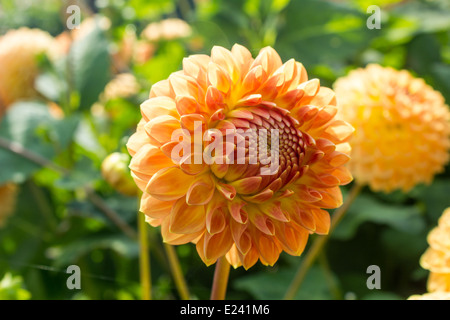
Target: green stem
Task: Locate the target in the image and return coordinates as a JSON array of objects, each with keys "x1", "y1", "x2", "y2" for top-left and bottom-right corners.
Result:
[
  {"x1": 138, "y1": 210, "x2": 151, "y2": 300},
  {"x1": 283, "y1": 183, "x2": 363, "y2": 300},
  {"x1": 210, "y1": 256, "x2": 231, "y2": 300},
  {"x1": 163, "y1": 243, "x2": 191, "y2": 300}
]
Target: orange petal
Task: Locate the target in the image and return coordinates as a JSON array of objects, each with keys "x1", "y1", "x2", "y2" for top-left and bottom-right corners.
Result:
[
  {"x1": 203, "y1": 225, "x2": 234, "y2": 263},
  {"x1": 169, "y1": 198, "x2": 205, "y2": 234},
  {"x1": 208, "y1": 62, "x2": 231, "y2": 94},
  {"x1": 149, "y1": 79, "x2": 175, "y2": 98},
  {"x1": 175, "y1": 95, "x2": 199, "y2": 115},
  {"x1": 211, "y1": 46, "x2": 240, "y2": 84},
  {"x1": 274, "y1": 222, "x2": 309, "y2": 256},
  {"x1": 144, "y1": 115, "x2": 181, "y2": 145},
  {"x1": 140, "y1": 192, "x2": 174, "y2": 219},
  {"x1": 126, "y1": 127, "x2": 150, "y2": 157},
  {"x1": 228, "y1": 197, "x2": 248, "y2": 224},
  {"x1": 161, "y1": 215, "x2": 204, "y2": 245},
  {"x1": 256, "y1": 232, "x2": 281, "y2": 266},
  {"x1": 186, "y1": 174, "x2": 215, "y2": 205},
  {"x1": 141, "y1": 97, "x2": 178, "y2": 122},
  {"x1": 216, "y1": 182, "x2": 236, "y2": 201},
  {"x1": 311, "y1": 208, "x2": 330, "y2": 235},
  {"x1": 230, "y1": 219, "x2": 251, "y2": 255},
  {"x1": 205, "y1": 205, "x2": 226, "y2": 235},
  {"x1": 225, "y1": 245, "x2": 243, "y2": 269},
  {"x1": 146, "y1": 166, "x2": 195, "y2": 201},
  {"x1": 229, "y1": 176, "x2": 262, "y2": 195},
  {"x1": 130, "y1": 144, "x2": 174, "y2": 175}
]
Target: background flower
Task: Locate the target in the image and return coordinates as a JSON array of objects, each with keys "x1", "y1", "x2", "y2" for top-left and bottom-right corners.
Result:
[
  {"x1": 420, "y1": 207, "x2": 450, "y2": 293},
  {"x1": 334, "y1": 64, "x2": 450, "y2": 193},
  {"x1": 0, "y1": 27, "x2": 60, "y2": 113}
]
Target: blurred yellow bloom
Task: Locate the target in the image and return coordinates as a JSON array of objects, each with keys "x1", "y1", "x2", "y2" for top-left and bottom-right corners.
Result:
[
  {"x1": 127, "y1": 44, "x2": 353, "y2": 268},
  {"x1": 141, "y1": 18, "x2": 192, "y2": 42},
  {"x1": 420, "y1": 207, "x2": 450, "y2": 292},
  {"x1": 101, "y1": 152, "x2": 139, "y2": 197},
  {"x1": 0, "y1": 27, "x2": 60, "y2": 113},
  {"x1": 334, "y1": 64, "x2": 450, "y2": 193},
  {"x1": 102, "y1": 73, "x2": 141, "y2": 101},
  {"x1": 0, "y1": 183, "x2": 18, "y2": 228},
  {"x1": 407, "y1": 291, "x2": 450, "y2": 300}
]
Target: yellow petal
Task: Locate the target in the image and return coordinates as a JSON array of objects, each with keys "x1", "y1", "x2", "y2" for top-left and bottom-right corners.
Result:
[{"x1": 169, "y1": 198, "x2": 205, "y2": 234}]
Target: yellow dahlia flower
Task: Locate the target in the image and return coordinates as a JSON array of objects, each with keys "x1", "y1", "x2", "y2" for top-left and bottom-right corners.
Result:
[
  {"x1": 334, "y1": 64, "x2": 450, "y2": 193},
  {"x1": 127, "y1": 44, "x2": 353, "y2": 269},
  {"x1": 0, "y1": 183, "x2": 18, "y2": 228},
  {"x1": 407, "y1": 291, "x2": 450, "y2": 300},
  {"x1": 420, "y1": 207, "x2": 450, "y2": 293},
  {"x1": 0, "y1": 28, "x2": 60, "y2": 111}
]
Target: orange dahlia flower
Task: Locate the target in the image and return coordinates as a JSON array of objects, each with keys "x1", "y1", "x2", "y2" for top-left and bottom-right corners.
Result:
[
  {"x1": 0, "y1": 28, "x2": 60, "y2": 111},
  {"x1": 420, "y1": 207, "x2": 450, "y2": 293},
  {"x1": 127, "y1": 44, "x2": 353, "y2": 269},
  {"x1": 334, "y1": 64, "x2": 450, "y2": 193}
]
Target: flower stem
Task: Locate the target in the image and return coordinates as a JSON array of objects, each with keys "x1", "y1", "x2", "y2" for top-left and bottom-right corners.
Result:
[
  {"x1": 283, "y1": 183, "x2": 363, "y2": 300},
  {"x1": 210, "y1": 256, "x2": 231, "y2": 300},
  {"x1": 163, "y1": 243, "x2": 191, "y2": 300},
  {"x1": 138, "y1": 210, "x2": 151, "y2": 300}
]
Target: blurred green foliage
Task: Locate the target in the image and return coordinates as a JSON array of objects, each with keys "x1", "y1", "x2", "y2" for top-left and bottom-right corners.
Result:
[{"x1": 0, "y1": 0, "x2": 449, "y2": 300}]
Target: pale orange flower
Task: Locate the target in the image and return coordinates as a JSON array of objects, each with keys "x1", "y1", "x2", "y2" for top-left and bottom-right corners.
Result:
[
  {"x1": 420, "y1": 207, "x2": 450, "y2": 293},
  {"x1": 141, "y1": 18, "x2": 192, "y2": 42},
  {"x1": 334, "y1": 64, "x2": 450, "y2": 193},
  {"x1": 0, "y1": 28, "x2": 60, "y2": 112},
  {"x1": 407, "y1": 291, "x2": 450, "y2": 300},
  {"x1": 127, "y1": 44, "x2": 353, "y2": 269}
]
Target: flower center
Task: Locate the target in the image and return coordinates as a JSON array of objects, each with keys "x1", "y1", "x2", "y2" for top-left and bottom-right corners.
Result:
[{"x1": 217, "y1": 104, "x2": 308, "y2": 196}]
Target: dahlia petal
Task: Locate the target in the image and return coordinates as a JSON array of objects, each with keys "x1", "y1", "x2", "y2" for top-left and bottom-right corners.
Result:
[
  {"x1": 140, "y1": 192, "x2": 174, "y2": 219},
  {"x1": 311, "y1": 209, "x2": 330, "y2": 235},
  {"x1": 130, "y1": 144, "x2": 174, "y2": 176},
  {"x1": 309, "y1": 87, "x2": 336, "y2": 107},
  {"x1": 242, "y1": 189, "x2": 274, "y2": 204},
  {"x1": 231, "y1": 43, "x2": 253, "y2": 76},
  {"x1": 146, "y1": 166, "x2": 195, "y2": 201},
  {"x1": 253, "y1": 46, "x2": 282, "y2": 78},
  {"x1": 227, "y1": 108, "x2": 254, "y2": 120},
  {"x1": 236, "y1": 94, "x2": 262, "y2": 107},
  {"x1": 239, "y1": 245, "x2": 259, "y2": 270},
  {"x1": 182, "y1": 54, "x2": 210, "y2": 86},
  {"x1": 201, "y1": 226, "x2": 234, "y2": 264},
  {"x1": 228, "y1": 197, "x2": 248, "y2": 224},
  {"x1": 126, "y1": 128, "x2": 150, "y2": 157},
  {"x1": 175, "y1": 95, "x2": 199, "y2": 115},
  {"x1": 186, "y1": 174, "x2": 215, "y2": 205},
  {"x1": 261, "y1": 201, "x2": 290, "y2": 222},
  {"x1": 332, "y1": 166, "x2": 353, "y2": 185},
  {"x1": 250, "y1": 212, "x2": 275, "y2": 236},
  {"x1": 131, "y1": 170, "x2": 153, "y2": 192},
  {"x1": 141, "y1": 97, "x2": 178, "y2": 121},
  {"x1": 216, "y1": 182, "x2": 236, "y2": 201},
  {"x1": 229, "y1": 176, "x2": 262, "y2": 195},
  {"x1": 144, "y1": 115, "x2": 181, "y2": 144},
  {"x1": 208, "y1": 62, "x2": 231, "y2": 93},
  {"x1": 274, "y1": 222, "x2": 309, "y2": 256},
  {"x1": 327, "y1": 151, "x2": 351, "y2": 167},
  {"x1": 161, "y1": 216, "x2": 204, "y2": 245},
  {"x1": 257, "y1": 233, "x2": 281, "y2": 266},
  {"x1": 241, "y1": 65, "x2": 265, "y2": 95},
  {"x1": 149, "y1": 79, "x2": 175, "y2": 98},
  {"x1": 180, "y1": 113, "x2": 206, "y2": 132},
  {"x1": 205, "y1": 86, "x2": 225, "y2": 113},
  {"x1": 211, "y1": 46, "x2": 240, "y2": 84},
  {"x1": 169, "y1": 74, "x2": 201, "y2": 100},
  {"x1": 169, "y1": 197, "x2": 206, "y2": 234},
  {"x1": 230, "y1": 220, "x2": 251, "y2": 255},
  {"x1": 317, "y1": 187, "x2": 343, "y2": 209},
  {"x1": 323, "y1": 120, "x2": 354, "y2": 143},
  {"x1": 225, "y1": 245, "x2": 243, "y2": 269}
]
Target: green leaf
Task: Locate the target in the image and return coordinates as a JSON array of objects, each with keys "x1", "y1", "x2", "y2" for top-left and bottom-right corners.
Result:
[
  {"x1": 70, "y1": 20, "x2": 111, "y2": 110},
  {"x1": 0, "y1": 101, "x2": 56, "y2": 184},
  {"x1": 50, "y1": 235, "x2": 139, "y2": 268},
  {"x1": 234, "y1": 265, "x2": 336, "y2": 300},
  {"x1": 332, "y1": 193, "x2": 425, "y2": 240}
]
